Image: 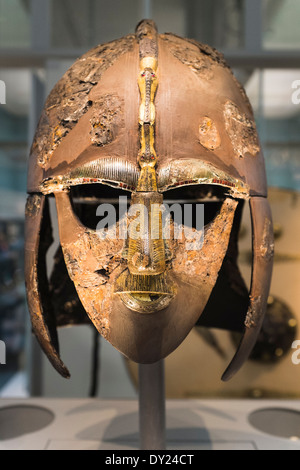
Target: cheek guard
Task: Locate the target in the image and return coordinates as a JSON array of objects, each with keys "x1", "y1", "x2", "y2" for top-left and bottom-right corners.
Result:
[{"x1": 25, "y1": 20, "x2": 274, "y2": 381}]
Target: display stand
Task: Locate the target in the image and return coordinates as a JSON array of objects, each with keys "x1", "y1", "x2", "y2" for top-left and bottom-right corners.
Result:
[{"x1": 138, "y1": 360, "x2": 166, "y2": 450}]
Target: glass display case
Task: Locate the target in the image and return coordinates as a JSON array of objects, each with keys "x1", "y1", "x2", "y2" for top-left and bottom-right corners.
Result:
[
  {"x1": 263, "y1": 0, "x2": 300, "y2": 50},
  {"x1": 0, "y1": 0, "x2": 300, "y2": 404}
]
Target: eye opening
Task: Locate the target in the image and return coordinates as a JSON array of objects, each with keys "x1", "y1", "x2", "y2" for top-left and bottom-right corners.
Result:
[
  {"x1": 163, "y1": 184, "x2": 228, "y2": 228},
  {"x1": 69, "y1": 183, "x2": 232, "y2": 231},
  {"x1": 70, "y1": 184, "x2": 131, "y2": 230}
]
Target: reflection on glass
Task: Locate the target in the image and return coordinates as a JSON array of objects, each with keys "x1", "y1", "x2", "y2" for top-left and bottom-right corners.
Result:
[
  {"x1": 186, "y1": 0, "x2": 244, "y2": 50},
  {"x1": 213, "y1": 0, "x2": 244, "y2": 50},
  {"x1": 245, "y1": 68, "x2": 300, "y2": 191},
  {"x1": 51, "y1": 0, "x2": 142, "y2": 48},
  {"x1": 50, "y1": 0, "x2": 187, "y2": 48},
  {"x1": 0, "y1": 221, "x2": 26, "y2": 380},
  {"x1": 0, "y1": 0, "x2": 31, "y2": 49},
  {"x1": 0, "y1": 68, "x2": 29, "y2": 396},
  {"x1": 263, "y1": 0, "x2": 300, "y2": 50}
]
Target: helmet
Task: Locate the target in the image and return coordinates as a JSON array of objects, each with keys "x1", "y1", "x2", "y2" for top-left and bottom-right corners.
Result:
[{"x1": 25, "y1": 20, "x2": 274, "y2": 382}]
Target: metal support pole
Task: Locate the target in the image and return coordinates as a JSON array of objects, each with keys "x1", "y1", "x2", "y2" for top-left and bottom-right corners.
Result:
[{"x1": 139, "y1": 361, "x2": 166, "y2": 450}]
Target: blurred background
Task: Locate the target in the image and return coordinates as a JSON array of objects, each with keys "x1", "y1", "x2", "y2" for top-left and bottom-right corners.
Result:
[{"x1": 0, "y1": 0, "x2": 300, "y2": 400}]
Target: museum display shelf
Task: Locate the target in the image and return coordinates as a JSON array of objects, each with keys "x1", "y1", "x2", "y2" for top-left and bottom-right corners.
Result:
[{"x1": 0, "y1": 398, "x2": 300, "y2": 450}]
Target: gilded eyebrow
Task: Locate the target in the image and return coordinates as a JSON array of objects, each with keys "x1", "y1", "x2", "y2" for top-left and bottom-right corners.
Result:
[
  {"x1": 158, "y1": 160, "x2": 249, "y2": 196},
  {"x1": 39, "y1": 157, "x2": 249, "y2": 198},
  {"x1": 40, "y1": 158, "x2": 140, "y2": 194},
  {"x1": 69, "y1": 158, "x2": 140, "y2": 187}
]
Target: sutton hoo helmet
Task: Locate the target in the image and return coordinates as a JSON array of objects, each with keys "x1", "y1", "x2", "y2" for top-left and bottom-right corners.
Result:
[{"x1": 25, "y1": 21, "x2": 274, "y2": 382}]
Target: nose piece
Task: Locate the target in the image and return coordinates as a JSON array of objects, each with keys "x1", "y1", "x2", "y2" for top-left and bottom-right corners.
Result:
[
  {"x1": 127, "y1": 191, "x2": 166, "y2": 276},
  {"x1": 114, "y1": 190, "x2": 176, "y2": 314}
]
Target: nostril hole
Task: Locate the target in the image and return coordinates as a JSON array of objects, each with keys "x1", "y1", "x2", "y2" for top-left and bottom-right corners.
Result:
[
  {"x1": 95, "y1": 269, "x2": 109, "y2": 279},
  {"x1": 150, "y1": 294, "x2": 160, "y2": 301}
]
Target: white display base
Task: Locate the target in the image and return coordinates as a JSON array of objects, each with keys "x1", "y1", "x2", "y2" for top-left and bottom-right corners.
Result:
[{"x1": 0, "y1": 398, "x2": 300, "y2": 450}]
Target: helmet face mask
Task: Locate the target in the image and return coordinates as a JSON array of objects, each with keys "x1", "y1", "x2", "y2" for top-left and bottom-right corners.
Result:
[
  {"x1": 25, "y1": 20, "x2": 274, "y2": 381},
  {"x1": 52, "y1": 185, "x2": 239, "y2": 364}
]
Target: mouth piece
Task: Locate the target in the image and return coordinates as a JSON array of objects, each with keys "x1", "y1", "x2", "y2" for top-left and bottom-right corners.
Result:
[{"x1": 114, "y1": 271, "x2": 176, "y2": 313}]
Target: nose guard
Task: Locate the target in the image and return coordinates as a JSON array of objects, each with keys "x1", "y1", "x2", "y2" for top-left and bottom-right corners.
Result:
[{"x1": 114, "y1": 192, "x2": 177, "y2": 314}]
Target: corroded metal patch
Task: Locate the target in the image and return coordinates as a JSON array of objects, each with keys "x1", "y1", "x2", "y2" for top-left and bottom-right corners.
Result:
[
  {"x1": 171, "y1": 198, "x2": 238, "y2": 288},
  {"x1": 164, "y1": 35, "x2": 253, "y2": 115},
  {"x1": 224, "y1": 100, "x2": 260, "y2": 159},
  {"x1": 260, "y1": 218, "x2": 275, "y2": 261},
  {"x1": 231, "y1": 75, "x2": 254, "y2": 115},
  {"x1": 245, "y1": 296, "x2": 262, "y2": 328},
  {"x1": 25, "y1": 194, "x2": 42, "y2": 218},
  {"x1": 199, "y1": 117, "x2": 221, "y2": 151},
  {"x1": 31, "y1": 35, "x2": 135, "y2": 169},
  {"x1": 161, "y1": 34, "x2": 220, "y2": 80},
  {"x1": 57, "y1": 210, "x2": 126, "y2": 340},
  {"x1": 90, "y1": 95, "x2": 123, "y2": 147}
]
